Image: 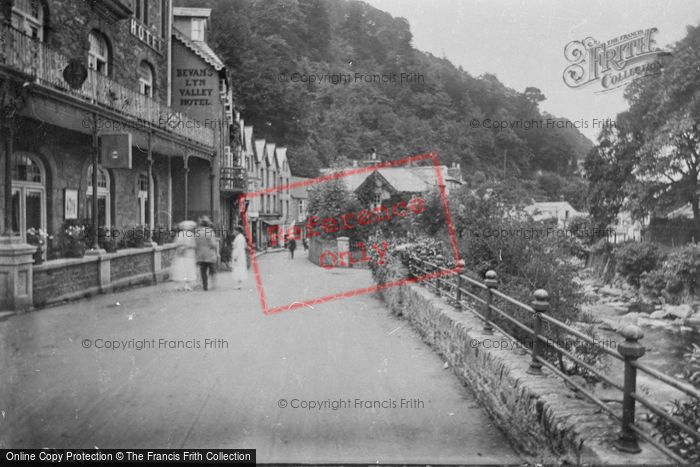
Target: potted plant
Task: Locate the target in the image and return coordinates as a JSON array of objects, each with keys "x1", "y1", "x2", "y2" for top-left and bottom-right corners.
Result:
[
  {"x1": 26, "y1": 228, "x2": 52, "y2": 265},
  {"x1": 55, "y1": 223, "x2": 87, "y2": 258}
]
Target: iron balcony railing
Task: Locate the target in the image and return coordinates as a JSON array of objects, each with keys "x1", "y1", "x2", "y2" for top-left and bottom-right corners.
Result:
[
  {"x1": 407, "y1": 254, "x2": 700, "y2": 464},
  {"x1": 220, "y1": 166, "x2": 247, "y2": 193},
  {"x1": 0, "y1": 23, "x2": 214, "y2": 147}
]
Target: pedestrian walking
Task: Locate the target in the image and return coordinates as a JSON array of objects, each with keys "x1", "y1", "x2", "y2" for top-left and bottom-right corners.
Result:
[
  {"x1": 288, "y1": 236, "x2": 297, "y2": 259},
  {"x1": 194, "y1": 216, "x2": 219, "y2": 291},
  {"x1": 231, "y1": 225, "x2": 248, "y2": 290},
  {"x1": 171, "y1": 220, "x2": 197, "y2": 291},
  {"x1": 302, "y1": 238, "x2": 308, "y2": 252}
]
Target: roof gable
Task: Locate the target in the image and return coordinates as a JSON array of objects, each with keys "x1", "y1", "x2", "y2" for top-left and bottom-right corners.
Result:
[
  {"x1": 244, "y1": 126, "x2": 254, "y2": 155},
  {"x1": 275, "y1": 147, "x2": 288, "y2": 172},
  {"x1": 254, "y1": 139, "x2": 266, "y2": 164},
  {"x1": 265, "y1": 143, "x2": 276, "y2": 167},
  {"x1": 172, "y1": 27, "x2": 225, "y2": 71}
]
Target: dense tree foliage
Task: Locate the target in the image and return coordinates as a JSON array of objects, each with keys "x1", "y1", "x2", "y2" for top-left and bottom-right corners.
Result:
[
  {"x1": 586, "y1": 24, "x2": 700, "y2": 228},
  {"x1": 176, "y1": 0, "x2": 592, "y2": 182}
]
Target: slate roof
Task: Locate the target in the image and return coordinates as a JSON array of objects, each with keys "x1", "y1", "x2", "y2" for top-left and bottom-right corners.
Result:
[
  {"x1": 172, "y1": 27, "x2": 225, "y2": 71},
  {"x1": 333, "y1": 167, "x2": 439, "y2": 193}
]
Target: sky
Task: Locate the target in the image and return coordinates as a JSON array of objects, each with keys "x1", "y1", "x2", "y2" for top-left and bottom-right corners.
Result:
[{"x1": 364, "y1": 0, "x2": 700, "y2": 142}]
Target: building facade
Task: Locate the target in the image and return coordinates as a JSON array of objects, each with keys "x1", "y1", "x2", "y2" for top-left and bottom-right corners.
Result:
[
  {"x1": 0, "y1": 0, "x2": 247, "y2": 309},
  {"x1": 0, "y1": 1, "x2": 246, "y2": 238},
  {"x1": 234, "y1": 113, "x2": 292, "y2": 250}
]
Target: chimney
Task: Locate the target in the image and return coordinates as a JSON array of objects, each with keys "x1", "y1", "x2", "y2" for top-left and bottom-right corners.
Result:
[{"x1": 352, "y1": 160, "x2": 358, "y2": 167}]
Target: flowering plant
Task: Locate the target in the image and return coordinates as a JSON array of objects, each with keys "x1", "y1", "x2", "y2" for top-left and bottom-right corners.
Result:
[
  {"x1": 26, "y1": 228, "x2": 52, "y2": 246},
  {"x1": 52, "y1": 222, "x2": 87, "y2": 258},
  {"x1": 27, "y1": 228, "x2": 53, "y2": 264}
]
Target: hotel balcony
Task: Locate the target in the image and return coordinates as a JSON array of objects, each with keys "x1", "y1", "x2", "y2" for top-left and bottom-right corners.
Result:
[
  {"x1": 220, "y1": 166, "x2": 247, "y2": 193},
  {"x1": 0, "y1": 23, "x2": 214, "y2": 148}
]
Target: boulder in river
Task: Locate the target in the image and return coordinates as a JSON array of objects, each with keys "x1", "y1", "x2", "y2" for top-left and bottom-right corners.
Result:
[
  {"x1": 650, "y1": 304, "x2": 693, "y2": 320},
  {"x1": 628, "y1": 301, "x2": 655, "y2": 314}
]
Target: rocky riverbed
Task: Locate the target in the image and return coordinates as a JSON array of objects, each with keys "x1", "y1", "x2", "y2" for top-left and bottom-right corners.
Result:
[{"x1": 576, "y1": 274, "x2": 699, "y2": 405}]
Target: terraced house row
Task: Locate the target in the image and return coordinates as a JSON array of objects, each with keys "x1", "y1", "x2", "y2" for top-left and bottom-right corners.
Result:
[
  {"x1": 233, "y1": 113, "x2": 299, "y2": 251},
  {"x1": 0, "y1": 0, "x2": 248, "y2": 309}
]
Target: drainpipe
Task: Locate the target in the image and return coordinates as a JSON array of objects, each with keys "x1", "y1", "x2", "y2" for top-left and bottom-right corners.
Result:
[
  {"x1": 91, "y1": 112, "x2": 99, "y2": 250},
  {"x1": 183, "y1": 155, "x2": 189, "y2": 220},
  {"x1": 2, "y1": 115, "x2": 13, "y2": 235},
  {"x1": 147, "y1": 131, "x2": 154, "y2": 230},
  {"x1": 166, "y1": 0, "x2": 172, "y2": 107}
]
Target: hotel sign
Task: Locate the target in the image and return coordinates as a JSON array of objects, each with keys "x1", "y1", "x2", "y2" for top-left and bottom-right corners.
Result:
[{"x1": 130, "y1": 18, "x2": 163, "y2": 53}]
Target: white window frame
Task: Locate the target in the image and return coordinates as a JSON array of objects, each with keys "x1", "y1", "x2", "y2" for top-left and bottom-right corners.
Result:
[
  {"x1": 88, "y1": 30, "x2": 109, "y2": 76},
  {"x1": 137, "y1": 172, "x2": 154, "y2": 227},
  {"x1": 86, "y1": 165, "x2": 111, "y2": 228},
  {"x1": 191, "y1": 18, "x2": 205, "y2": 41},
  {"x1": 138, "y1": 61, "x2": 154, "y2": 97},
  {"x1": 11, "y1": 152, "x2": 46, "y2": 241},
  {"x1": 11, "y1": 0, "x2": 44, "y2": 41}
]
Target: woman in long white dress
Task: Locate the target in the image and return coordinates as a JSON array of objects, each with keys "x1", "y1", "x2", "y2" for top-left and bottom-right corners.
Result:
[
  {"x1": 171, "y1": 220, "x2": 197, "y2": 291},
  {"x1": 231, "y1": 226, "x2": 248, "y2": 290}
]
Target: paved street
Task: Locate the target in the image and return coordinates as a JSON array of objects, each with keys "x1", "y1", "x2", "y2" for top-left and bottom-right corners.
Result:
[{"x1": 0, "y1": 251, "x2": 521, "y2": 464}]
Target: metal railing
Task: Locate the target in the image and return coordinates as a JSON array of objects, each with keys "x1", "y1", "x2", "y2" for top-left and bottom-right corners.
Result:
[
  {"x1": 408, "y1": 254, "x2": 700, "y2": 464},
  {"x1": 219, "y1": 166, "x2": 247, "y2": 193},
  {"x1": 0, "y1": 24, "x2": 214, "y2": 147}
]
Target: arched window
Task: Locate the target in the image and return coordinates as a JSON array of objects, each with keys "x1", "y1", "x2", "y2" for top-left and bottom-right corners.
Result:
[
  {"x1": 88, "y1": 30, "x2": 109, "y2": 76},
  {"x1": 137, "y1": 172, "x2": 154, "y2": 227},
  {"x1": 86, "y1": 165, "x2": 111, "y2": 227},
  {"x1": 138, "y1": 61, "x2": 154, "y2": 97},
  {"x1": 11, "y1": 153, "x2": 46, "y2": 238},
  {"x1": 11, "y1": 0, "x2": 44, "y2": 41}
]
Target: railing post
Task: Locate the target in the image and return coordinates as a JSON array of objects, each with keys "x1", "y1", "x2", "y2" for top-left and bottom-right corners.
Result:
[
  {"x1": 527, "y1": 289, "x2": 549, "y2": 375},
  {"x1": 455, "y1": 274, "x2": 463, "y2": 311},
  {"x1": 434, "y1": 266, "x2": 441, "y2": 296},
  {"x1": 483, "y1": 270, "x2": 497, "y2": 334},
  {"x1": 614, "y1": 325, "x2": 645, "y2": 454}
]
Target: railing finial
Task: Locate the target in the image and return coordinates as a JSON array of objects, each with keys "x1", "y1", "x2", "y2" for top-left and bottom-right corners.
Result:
[
  {"x1": 483, "y1": 270, "x2": 497, "y2": 334},
  {"x1": 527, "y1": 288, "x2": 550, "y2": 375},
  {"x1": 614, "y1": 324, "x2": 645, "y2": 454}
]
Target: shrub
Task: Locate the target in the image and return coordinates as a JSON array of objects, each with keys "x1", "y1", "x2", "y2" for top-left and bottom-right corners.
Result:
[
  {"x1": 590, "y1": 237, "x2": 613, "y2": 255},
  {"x1": 640, "y1": 270, "x2": 667, "y2": 298},
  {"x1": 638, "y1": 244, "x2": 700, "y2": 302},
  {"x1": 649, "y1": 344, "x2": 700, "y2": 463},
  {"x1": 663, "y1": 244, "x2": 700, "y2": 296},
  {"x1": 567, "y1": 215, "x2": 596, "y2": 245},
  {"x1": 613, "y1": 242, "x2": 665, "y2": 287}
]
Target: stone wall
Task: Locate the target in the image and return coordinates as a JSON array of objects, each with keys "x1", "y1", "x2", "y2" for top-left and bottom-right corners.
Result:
[
  {"x1": 308, "y1": 236, "x2": 372, "y2": 269},
  {"x1": 32, "y1": 244, "x2": 176, "y2": 308},
  {"x1": 111, "y1": 249, "x2": 154, "y2": 282},
  {"x1": 378, "y1": 270, "x2": 667, "y2": 464},
  {"x1": 33, "y1": 258, "x2": 101, "y2": 307},
  {"x1": 308, "y1": 236, "x2": 337, "y2": 266}
]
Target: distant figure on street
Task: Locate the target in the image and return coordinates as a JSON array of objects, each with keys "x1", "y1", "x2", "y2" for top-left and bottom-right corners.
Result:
[
  {"x1": 288, "y1": 237, "x2": 297, "y2": 259},
  {"x1": 302, "y1": 238, "x2": 308, "y2": 252},
  {"x1": 172, "y1": 220, "x2": 197, "y2": 291},
  {"x1": 231, "y1": 225, "x2": 248, "y2": 290},
  {"x1": 194, "y1": 216, "x2": 219, "y2": 291}
]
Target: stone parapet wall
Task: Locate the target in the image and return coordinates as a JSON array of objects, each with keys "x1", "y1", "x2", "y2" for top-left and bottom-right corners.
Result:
[
  {"x1": 32, "y1": 245, "x2": 176, "y2": 308},
  {"x1": 379, "y1": 279, "x2": 667, "y2": 464}
]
